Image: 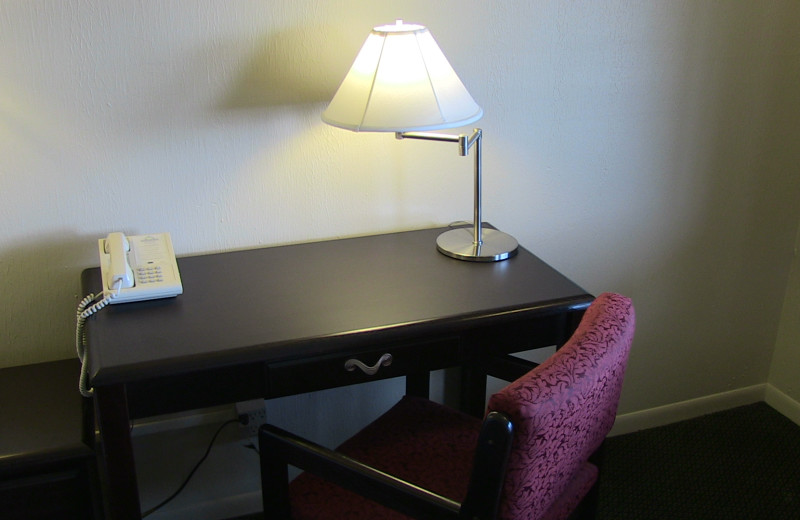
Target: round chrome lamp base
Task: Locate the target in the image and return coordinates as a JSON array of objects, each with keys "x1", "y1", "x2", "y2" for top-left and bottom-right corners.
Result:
[{"x1": 436, "y1": 227, "x2": 519, "y2": 262}]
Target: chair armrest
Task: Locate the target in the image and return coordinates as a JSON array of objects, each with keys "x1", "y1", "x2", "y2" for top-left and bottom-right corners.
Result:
[
  {"x1": 461, "y1": 411, "x2": 514, "y2": 520},
  {"x1": 259, "y1": 424, "x2": 461, "y2": 520},
  {"x1": 481, "y1": 353, "x2": 539, "y2": 383}
]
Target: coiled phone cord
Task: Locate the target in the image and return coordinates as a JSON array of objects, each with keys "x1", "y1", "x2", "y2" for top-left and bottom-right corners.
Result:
[{"x1": 75, "y1": 281, "x2": 120, "y2": 397}]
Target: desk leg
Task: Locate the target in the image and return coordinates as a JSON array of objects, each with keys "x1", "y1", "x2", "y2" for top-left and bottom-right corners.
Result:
[
  {"x1": 405, "y1": 372, "x2": 430, "y2": 399},
  {"x1": 568, "y1": 307, "x2": 586, "y2": 336},
  {"x1": 460, "y1": 364, "x2": 487, "y2": 418},
  {"x1": 94, "y1": 384, "x2": 141, "y2": 520},
  {"x1": 557, "y1": 307, "x2": 587, "y2": 348}
]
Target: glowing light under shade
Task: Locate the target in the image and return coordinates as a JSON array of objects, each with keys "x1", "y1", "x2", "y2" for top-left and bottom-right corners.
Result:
[{"x1": 322, "y1": 21, "x2": 483, "y2": 132}]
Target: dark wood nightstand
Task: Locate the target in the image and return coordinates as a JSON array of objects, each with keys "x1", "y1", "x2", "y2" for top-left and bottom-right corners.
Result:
[{"x1": 0, "y1": 359, "x2": 101, "y2": 519}]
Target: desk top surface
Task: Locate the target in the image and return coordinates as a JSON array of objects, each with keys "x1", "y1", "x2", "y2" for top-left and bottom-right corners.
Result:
[{"x1": 82, "y1": 227, "x2": 591, "y2": 386}]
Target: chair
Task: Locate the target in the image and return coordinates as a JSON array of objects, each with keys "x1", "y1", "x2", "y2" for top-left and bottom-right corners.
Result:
[{"x1": 259, "y1": 292, "x2": 635, "y2": 520}]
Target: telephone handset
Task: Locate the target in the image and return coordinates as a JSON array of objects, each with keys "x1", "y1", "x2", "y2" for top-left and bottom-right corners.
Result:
[{"x1": 99, "y1": 232, "x2": 183, "y2": 303}]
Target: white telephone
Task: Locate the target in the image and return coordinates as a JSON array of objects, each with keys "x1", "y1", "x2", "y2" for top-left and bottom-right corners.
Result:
[
  {"x1": 99, "y1": 232, "x2": 183, "y2": 303},
  {"x1": 76, "y1": 232, "x2": 183, "y2": 397}
]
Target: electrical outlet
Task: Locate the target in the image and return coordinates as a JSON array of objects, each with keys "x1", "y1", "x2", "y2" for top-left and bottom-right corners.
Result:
[{"x1": 235, "y1": 399, "x2": 267, "y2": 437}]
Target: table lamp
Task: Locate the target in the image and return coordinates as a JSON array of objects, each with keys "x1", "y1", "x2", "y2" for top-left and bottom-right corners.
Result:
[{"x1": 323, "y1": 20, "x2": 518, "y2": 262}]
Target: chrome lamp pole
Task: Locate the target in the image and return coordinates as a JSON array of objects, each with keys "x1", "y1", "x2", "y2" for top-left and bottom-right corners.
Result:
[{"x1": 396, "y1": 128, "x2": 518, "y2": 262}]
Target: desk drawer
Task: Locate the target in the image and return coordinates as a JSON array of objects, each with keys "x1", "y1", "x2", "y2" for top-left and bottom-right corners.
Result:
[{"x1": 267, "y1": 338, "x2": 460, "y2": 397}]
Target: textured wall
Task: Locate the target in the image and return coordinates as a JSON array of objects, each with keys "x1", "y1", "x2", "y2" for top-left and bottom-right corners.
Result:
[{"x1": 2, "y1": 0, "x2": 800, "y2": 461}]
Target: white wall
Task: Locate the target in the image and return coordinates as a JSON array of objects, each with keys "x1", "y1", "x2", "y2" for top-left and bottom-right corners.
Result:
[{"x1": 2, "y1": 1, "x2": 799, "y2": 517}]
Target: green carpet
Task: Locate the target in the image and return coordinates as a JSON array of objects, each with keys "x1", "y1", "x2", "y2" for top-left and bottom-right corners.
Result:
[{"x1": 597, "y1": 402, "x2": 800, "y2": 519}]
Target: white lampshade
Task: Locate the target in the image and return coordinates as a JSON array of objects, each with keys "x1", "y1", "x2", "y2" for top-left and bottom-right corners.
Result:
[{"x1": 322, "y1": 21, "x2": 483, "y2": 132}]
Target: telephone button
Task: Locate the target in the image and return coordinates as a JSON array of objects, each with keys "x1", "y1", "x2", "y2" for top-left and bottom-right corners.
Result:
[{"x1": 137, "y1": 265, "x2": 166, "y2": 284}]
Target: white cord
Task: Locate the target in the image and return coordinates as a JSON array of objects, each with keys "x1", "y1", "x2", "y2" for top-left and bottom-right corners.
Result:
[{"x1": 75, "y1": 282, "x2": 119, "y2": 397}]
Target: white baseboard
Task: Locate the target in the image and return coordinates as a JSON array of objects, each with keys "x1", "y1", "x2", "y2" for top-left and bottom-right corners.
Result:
[
  {"x1": 764, "y1": 383, "x2": 800, "y2": 427},
  {"x1": 130, "y1": 404, "x2": 237, "y2": 437},
  {"x1": 609, "y1": 384, "x2": 767, "y2": 436},
  {"x1": 147, "y1": 490, "x2": 261, "y2": 520}
]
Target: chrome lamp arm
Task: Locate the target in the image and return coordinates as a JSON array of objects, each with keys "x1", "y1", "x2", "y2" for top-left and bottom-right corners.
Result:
[{"x1": 396, "y1": 129, "x2": 518, "y2": 262}]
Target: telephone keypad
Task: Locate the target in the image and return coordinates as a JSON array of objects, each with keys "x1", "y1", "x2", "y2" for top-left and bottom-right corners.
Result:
[{"x1": 137, "y1": 265, "x2": 165, "y2": 284}]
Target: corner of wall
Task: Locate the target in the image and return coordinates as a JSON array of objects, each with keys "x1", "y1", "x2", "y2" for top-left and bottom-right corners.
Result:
[
  {"x1": 765, "y1": 384, "x2": 800, "y2": 427},
  {"x1": 767, "y1": 215, "x2": 800, "y2": 404}
]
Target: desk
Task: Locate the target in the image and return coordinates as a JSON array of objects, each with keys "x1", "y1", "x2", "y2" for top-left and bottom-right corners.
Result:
[{"x1": 81, "y1": 226, "x2": 592, "y2": 519}]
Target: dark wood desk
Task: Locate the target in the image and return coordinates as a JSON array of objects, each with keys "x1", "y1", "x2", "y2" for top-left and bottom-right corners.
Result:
[{"x1": 80, "y1": 226, "x2": 592, "y2": 519}]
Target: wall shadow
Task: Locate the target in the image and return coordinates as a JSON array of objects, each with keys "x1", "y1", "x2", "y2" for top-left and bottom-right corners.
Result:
[{"x1": 219, "y1": 25, "x2": 356, "y2": 110}]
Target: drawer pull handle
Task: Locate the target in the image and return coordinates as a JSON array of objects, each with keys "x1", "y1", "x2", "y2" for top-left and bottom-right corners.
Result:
[{"x1": 344, "y1": 353, "x2": 393, "y2": 376}]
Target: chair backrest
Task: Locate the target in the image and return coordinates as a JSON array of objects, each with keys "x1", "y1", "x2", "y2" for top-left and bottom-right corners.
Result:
[{"x1": 487, "y1": 292, "x2": 635, "y2": 520}]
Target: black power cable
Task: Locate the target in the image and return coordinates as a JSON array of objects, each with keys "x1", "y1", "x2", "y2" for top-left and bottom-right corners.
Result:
[{"x1": 142, "y1": 418, "x2": 239, "y2": 517}]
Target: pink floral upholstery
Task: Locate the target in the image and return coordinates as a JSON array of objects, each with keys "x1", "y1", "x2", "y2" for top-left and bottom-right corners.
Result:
[
  {"x1": 285, "y1": 292, "x2": 634, "y2": 520},
  {"x1": 488, "y1": 292, "x2": 635, "y2": 520}
]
